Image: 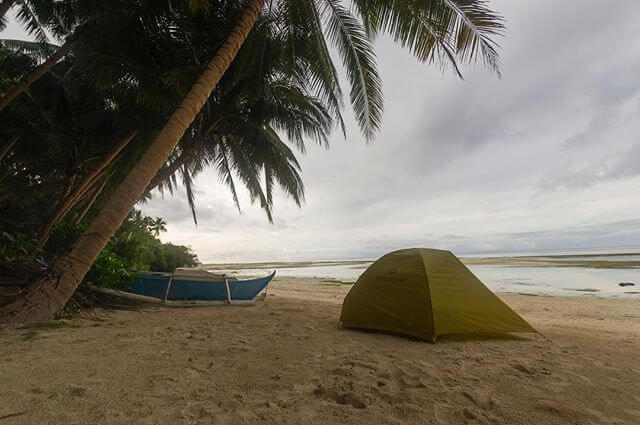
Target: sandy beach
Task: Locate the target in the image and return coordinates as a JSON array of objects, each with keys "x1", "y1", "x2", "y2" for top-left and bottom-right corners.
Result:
[{"x1": 1, "y1": 276, "x2": 639, "y2": 425}]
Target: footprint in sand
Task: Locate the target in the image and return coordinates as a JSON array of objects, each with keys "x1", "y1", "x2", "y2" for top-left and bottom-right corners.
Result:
[
  {"x1": 585, "y1": 408, "x2": 628, "y2": 424},
  {"x1": 226, "y1": 345, "x2": 250, "y2": 354},
  {"x1": 348, "y1": 359, "x2": 379, "y2": 371},
  {"x1": 185, "y1": 368, "x2": 203, "y2": 379},
  {"x1": 398, "y1": 373, "x2": 427, "y2": 389},
  {"x1": 434, "y1": 403, "x2": 470, "y2": 425},
  {"x1": 313, "y1": 386, "x2": 367, "y2": 409},
  {"x1": 460, "y1": 390, "x2": 495, "y2": 411},
  {"x1": 536, "y1": 400, "x2": 591, "y2": 423},
  {"x1": 330, "y1": 366, "x2": 356, "y2": 378},
  {"x1": 68, "y1": 386, "x2": 88, "y2": 397},
  {"x1": 546, "y1": 379, "x2": 572, "y2": 393},
  {"x1": 146, "y1": 375, "x2": 178, "y2": 398},
  {"x1": 624, "y1": 409, "x2": 640, "y2": 419},
  {"x1": 180, "y1": 403, "x2": 215, "y2": 421}
]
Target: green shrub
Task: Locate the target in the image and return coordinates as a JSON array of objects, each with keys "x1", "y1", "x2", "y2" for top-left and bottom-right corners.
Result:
[
  {"x1": 85, "y1": 248, "x2": 138, "y2": 288},
  {"x1": 84, "y1": 209, "x2": 199, "y2": 287}
]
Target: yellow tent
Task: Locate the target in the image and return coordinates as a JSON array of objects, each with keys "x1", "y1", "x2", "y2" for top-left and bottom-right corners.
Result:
[{"x1": 339, "y1": 248, "x2": 536, "y2": 342}]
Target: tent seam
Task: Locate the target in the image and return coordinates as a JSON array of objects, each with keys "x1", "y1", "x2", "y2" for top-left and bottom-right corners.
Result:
[{"x1": 418, "y1": 250, "x2": 438, "y2": 342}]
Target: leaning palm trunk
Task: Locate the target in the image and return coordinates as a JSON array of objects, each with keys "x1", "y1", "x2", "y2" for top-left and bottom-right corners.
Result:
[
  {"x1": 74, "y1": 176, "x2": 109, "y2": 224},
  {"x1": 0, "y1": 0, "x2": 265, "y2": 323},
  {"x1": 0, "y1": 39, "x2": 77, "y2": 112},
  {"x1": 0, "y1": 134, "x2": 19, "y2": 161},
  {"x1": 36, "y1": 130, "x2": 138, "y2": 246}
]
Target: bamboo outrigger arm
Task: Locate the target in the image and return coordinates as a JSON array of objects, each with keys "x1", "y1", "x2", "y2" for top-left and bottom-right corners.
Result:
[{"x1": 86, "y1": 284, "x2": 256, "y2": 307}]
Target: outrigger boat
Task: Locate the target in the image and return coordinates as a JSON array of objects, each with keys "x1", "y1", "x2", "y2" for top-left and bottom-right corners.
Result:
[{"x1": 87, "y1": 270, "x2": 275, "y2": 307}]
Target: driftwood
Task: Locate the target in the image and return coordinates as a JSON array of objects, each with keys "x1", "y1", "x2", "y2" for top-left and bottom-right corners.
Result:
[{"x1": 86, "y1": 284, "x2": 256, "y2": 307}]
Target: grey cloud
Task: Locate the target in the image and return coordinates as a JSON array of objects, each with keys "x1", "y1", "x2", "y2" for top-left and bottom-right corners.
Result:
[
  {"x1": 352, "y1": 220, "x2": 640, "y2": 259},
  {"x1": 539, "y1": 143, "x2": 640, "y2": 190},
  {"x1": 495, "y1": 220, "x2": 640, "y2": 253}
]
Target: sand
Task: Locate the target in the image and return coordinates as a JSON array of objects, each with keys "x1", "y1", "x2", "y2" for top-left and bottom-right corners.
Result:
[{"x1": 1, "y1": 276, "x2": 639, "y2": 425}]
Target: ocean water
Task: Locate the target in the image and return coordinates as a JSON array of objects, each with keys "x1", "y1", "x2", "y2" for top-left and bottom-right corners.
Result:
[
  {"x1": 469, "y1": 265, "x2": 639, "y2": 298},
  {"x1": 212, "y1": 255, "x2": 640, "y2": 298}
]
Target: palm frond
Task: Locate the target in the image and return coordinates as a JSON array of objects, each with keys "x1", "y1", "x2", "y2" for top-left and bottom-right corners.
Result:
[
  {"x1": 215, "y1": 138, "x2": 242, "y2": 214},
  {"x1": 181, "y1": 165, "x2": 198, "y2": 226},
  {"x1": 276, "y1": 0, "x2": 346, "y2": 137},
  {"x1": 0, "y1": 0, "x2": 11, "y2": 32},
  {"x1": 442, "y1": 0, "x2": 504, "y2": 77},
  {"x1": 352, "y1": 0, "x2": 504, "y2": 77},
  {"x1": 302, "y1": 0, "x2": 346, "y2": 137},
  {"x1": 222, "y1": 136, "x2": 273, "y2": 223},
  {"x1": 1, "y1": 38, "x2": 59, "y2": 61},
  {"x1": 14, "y1": 0, "x2": 49, "y2": 43},
  {"x1": 264, "y1": 164, "x2": 274, "y2": 206},
  {"x1": 259, "y1": 126, "x2": 304, "y2": 206},
  {"x1": 321, "y1": 0, "x2": 383, "y2": 142}
]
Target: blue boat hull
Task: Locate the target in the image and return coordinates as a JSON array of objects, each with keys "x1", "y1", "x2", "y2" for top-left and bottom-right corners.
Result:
[{"x1": 129, "y1": 272, "x2": 275, "y2": 301}]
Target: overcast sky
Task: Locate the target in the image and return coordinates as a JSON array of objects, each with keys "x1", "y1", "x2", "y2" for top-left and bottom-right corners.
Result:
[{"x1": 4, "y1": 1, "x2": 640, "y2": 262}]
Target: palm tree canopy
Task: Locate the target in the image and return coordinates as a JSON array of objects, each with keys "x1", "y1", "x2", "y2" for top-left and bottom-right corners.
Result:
[{"x1": 1, "y1": 0, "x2": 505, "y2": 227}]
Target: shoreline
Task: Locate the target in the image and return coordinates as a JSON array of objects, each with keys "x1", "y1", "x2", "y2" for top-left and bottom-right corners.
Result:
[
  {"x1": 270, "y1": 275, "x2": 640, "y2": 301},
  {"x1": 199, "y1": 251, "x2": 640, "y2": 271},
  {"x1": 200, "y1": 273, "x2": 640, "y2": 300},
  {"x1": 1, "y1": 276, "x2": 639, "y2": 424}
]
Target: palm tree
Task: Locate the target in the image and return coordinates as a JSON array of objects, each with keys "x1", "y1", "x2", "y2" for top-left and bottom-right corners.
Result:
[
  {"x1": 0, "y1": 0, "x2": 192, "y2": 111},
  {"x1": 0, "y1": 42, "x2": 144, "y2": 243},
  {"x1": 0, "y1": 0, "x2": 504, "y2": 323},
  {"x1": 0, "y1": 0, "x2": 78, "y2": 111},
  {"x1": 148, "y1": 218, "x2": 167, "y2": 236},
  {"x1": 74, "y1": 175, "x2": 110, "y2": 224},
  {"x1": 35, "y1": 130, "x2": 138, "y2": 246},
  {"x1": 145, "y1": 24, "x2": 334, "y2": 223},
  {"x1": 0, "y1": 38, "x2": 76, "y2": 111}
]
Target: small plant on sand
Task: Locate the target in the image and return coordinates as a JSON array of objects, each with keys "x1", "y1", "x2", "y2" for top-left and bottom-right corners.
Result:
[{"x1": 19, "y1": 321, "x2": 66, "y2": 341}]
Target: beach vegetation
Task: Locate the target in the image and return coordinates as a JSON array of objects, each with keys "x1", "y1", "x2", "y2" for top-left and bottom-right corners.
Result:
[{"x1": 1, "y1": 208, "x2": 197, "y2": 306}]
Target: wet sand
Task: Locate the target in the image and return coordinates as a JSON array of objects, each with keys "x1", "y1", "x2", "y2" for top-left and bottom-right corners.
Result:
[{"x1": 1, "y1": 276, "x2": 639, "y2": 424}]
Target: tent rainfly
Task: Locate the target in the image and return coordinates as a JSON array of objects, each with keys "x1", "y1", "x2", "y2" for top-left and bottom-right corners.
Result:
[{"x1": 339, "y1": 248, "x2": 537, "y2": 342}]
